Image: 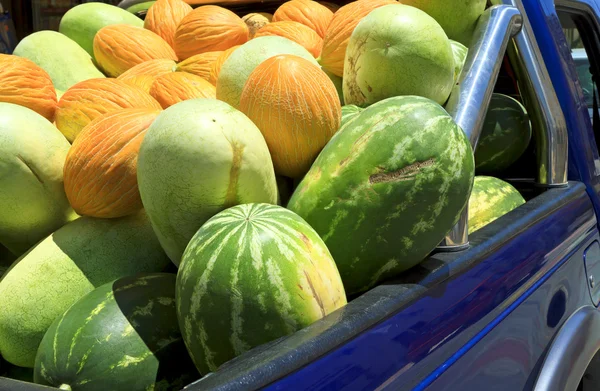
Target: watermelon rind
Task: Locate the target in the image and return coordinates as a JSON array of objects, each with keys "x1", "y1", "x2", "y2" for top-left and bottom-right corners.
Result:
[
  {"x1": 474, "y1": 93, "x2": 532, "y2": 174},
  {"x1": 34, "y1": 273, "x2": 199, "y2": 391},
  {"x1": 288, "y1": 95, "x2": 474, "y2": 295},
  {"x1": 176, "y1": 203, "x2": 347, "y2": 375},
  {"x1": 340, "y1": 104, "x2": 363, "y2": 128},
  {"x1": 468, "y1": 176, "x2": 526, "y2": 233}
]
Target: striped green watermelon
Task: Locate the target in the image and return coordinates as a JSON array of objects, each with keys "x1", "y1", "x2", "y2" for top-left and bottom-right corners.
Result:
[
  {"x1": 450, "y1": 40, "x2": 468, "y2": 84},
  {"x1": 468, "y1": 176, "x2": 525, "y2": 233},
  {"x1": 176, "y1": 203, "x2": 347, "y2": 375},
  {"x1": 288, "y1": 96, "x2": 474, "y2": 295},
  {"x1": 34, "y1": 273, "x2": 199, "y2": 391},
  {"x1": 474, "y1": 93, "x2": 532, "y2": 173},
  {"x1": 340, "y1": 105, "x2": 364, "y2": 127}
]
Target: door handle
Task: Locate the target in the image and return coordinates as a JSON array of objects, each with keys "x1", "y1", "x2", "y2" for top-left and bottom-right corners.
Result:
[{"x1": 533, "y1": 305, "x2": 600, "y2": 391}]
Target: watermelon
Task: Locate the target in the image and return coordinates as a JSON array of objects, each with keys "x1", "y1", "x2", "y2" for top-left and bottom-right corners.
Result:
[
  {"x1": 0, "y1": 211, "x2": 170, "y2": 368},
  {"x1": 468, "y1": 176, "x2": 525, "y2": 233},
  {"x1": 59, "y1": 3, "x2": 143, "y2": 59},
  {"x1": 34, "y1": 273, "x2": 198, "y2": 391},
  {"x1": 216, "y1": 36, "x2": 318, "y2": 109},
  {"x1": 343, "y1": 4, "x2": 455, "y2": 107},
  {"x1": 450, "y1": 39, "x2": 468, "y2": 84},
  {"x1": 340, "y1": 104, "x2": 363, "y2": 127},
  {"x1": 176, "y1": 203, "x2": 347, "y2": 375},
  {"x1": 474, "y1": 93, "x2": 532, "y2": 173},
  {"x1": 401, "y1": 0, "x2": 487, "y2": 46},
  {"x1": 137, "y1": 99, "x2": 278, "y2": 266},
  {"x1": 287, "y1": 96, "x2": 474, "y2": 295}
]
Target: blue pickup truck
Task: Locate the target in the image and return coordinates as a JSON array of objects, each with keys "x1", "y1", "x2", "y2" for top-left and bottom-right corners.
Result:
[{"x1": 4, "y1": 0, "x2": 600, "y2": 390}]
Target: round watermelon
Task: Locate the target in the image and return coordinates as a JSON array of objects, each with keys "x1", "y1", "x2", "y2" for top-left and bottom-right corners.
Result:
[
  {"x1": 176, "y1": 203, "x2": 347, "y2": 375},
  {"x1": 34, "y1": 273, "x2": 198, "y2": 391},
  {"x1": 450, "y1": 39, "x2": 468, "y2": 84},
  {"x1": 474, "y1": 93, "x2": 532, "y2": 173},
  {"x1": 340, "y1": 104, "x2": 363, "y2": 127},
  {"x1": 287, "y1": 95, "x2": 474, "y2": 295},
  {"x1": 468, "y1": 176, "x2": 525, "y2": 233},
  {"x1": 343, "y1": 4, "x2": 455, "y2": 107}
]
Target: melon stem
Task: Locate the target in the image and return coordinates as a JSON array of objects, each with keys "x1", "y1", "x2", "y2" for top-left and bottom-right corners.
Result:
[{"x1": 59, "y1": 384, "x2": 72, "y2": 390}]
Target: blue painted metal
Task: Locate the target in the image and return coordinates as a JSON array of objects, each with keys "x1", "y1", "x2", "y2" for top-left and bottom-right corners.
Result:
[
  {"x1": 422, "y1": 235, "x2": 595, "y2": 391},
  {"x1": 263, "y1": 185, "x2": 596, "y2": 391},
  {"x1": 529, "y1": 0, "x2": 600, "y2": 204},
  {"x1": 583, "y1": 241, "x2": 600, "y2": 305}
]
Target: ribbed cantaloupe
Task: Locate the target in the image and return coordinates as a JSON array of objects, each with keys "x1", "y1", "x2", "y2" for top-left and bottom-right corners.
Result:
[
  {"x1": 255, "y1": 21, "x2": 323, "y2": 58},
  {"x1": 216, "y1": 36, "x2": 318, "y2": 109},
  {"x1": 55, "y1": 78, "x2": 162, "y2": 142},
  {"x1": 63, "y1": 109, "x2": 160, "y2": 218},
  {"x1": 150, "y1": 72, "x2": 216, "y2": 108},
  {"x1": 58, "y1": 3, "x2": 144, "y2": 59},
  {"x1": 319, "y1": 1, "x2": 340, "y2": 12},
  {"x1": 240, "y1": 55, "x2": 341, "y2": 178},
  {"x1": 117, "y1": 58, "x2": 177, "y2": 92},
  {"x1": 319, "y1": 0, "x2": 396, "y2": 77},
  {"x1": 272, "y1": 0, "x2": 333, "y2": 38},
  {"x1": 0, "y1": 55, "x2": 57, "y2": 122},
  {"x1": 94, "y1": 24, "x2": 178, "y2": 77},
  {"x1": 144, "y1": 0, "x2": 193, "y2": 48},
  {"x1": 174, "y1": 6, "x2": 249, "y2": 60},
  {"x1": 176, "y1": 51, "x2": 222, "y2": 81}
]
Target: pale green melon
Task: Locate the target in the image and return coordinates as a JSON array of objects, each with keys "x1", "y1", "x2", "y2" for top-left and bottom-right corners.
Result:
[
  {"x1": 137, "y1": 99, "x2": 278, "y2": 265},
  {"x1": 13, "y1": 31, "x2": 105, "y2": 97},
  {"x1": 324, "y1": 68, "x2": 344, "y2": 105},
  {"x1": 0, "y1": 211, "x2": 171, "y2": 368},
  {"x1": 216, "y1": 36, "x2": 318, "y2": 109},
  {"x1": 0, "y1": 103, "x2": 76, "y2": 256},
  {"x1": 450, "y1": 39, "x2": 468, "y2": 84},
  {"x1": 59, "y1": 3, "x2": 143, "y2": 59},
  {"x1": 126, "y1": 1, "x2": 156, "y2": 14},
  {"x1": 401, "y1": 0, "x2": 486, "y2": 46},
  {"x1": 343, "y1": 4, "x2": 455, "y2": 107}
]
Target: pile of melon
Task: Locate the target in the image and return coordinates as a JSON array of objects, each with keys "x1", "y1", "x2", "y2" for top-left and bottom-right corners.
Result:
[{"x1": 0, "y1": 0, "x2": 530, "y2": 389}]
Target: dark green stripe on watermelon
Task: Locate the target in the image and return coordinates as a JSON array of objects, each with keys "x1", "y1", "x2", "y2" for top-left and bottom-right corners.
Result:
[
  {"x1": 288, "y1": 95, "x2": 474, "y2": 295},
  {"x1": 176, "y1": 203, "x2": 347, "y2": 375},
  {"x1": 34, "y1": 273, "x2": 199, "y2": 391},
  {"x1": 474, "y1": 93, "x2": 532, "y2": 173}
]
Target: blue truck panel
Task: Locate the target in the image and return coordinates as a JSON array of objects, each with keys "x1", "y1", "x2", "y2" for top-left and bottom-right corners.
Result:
[
  {"x1": 423, "y1": 232, "x2": 596, "y2": 391},
  {"x1": 4, "y1": 1, "x2": 600, "y2": 390},
  {"x1": 258, "y1": 183, "x2": 597, "y2": 391}
]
